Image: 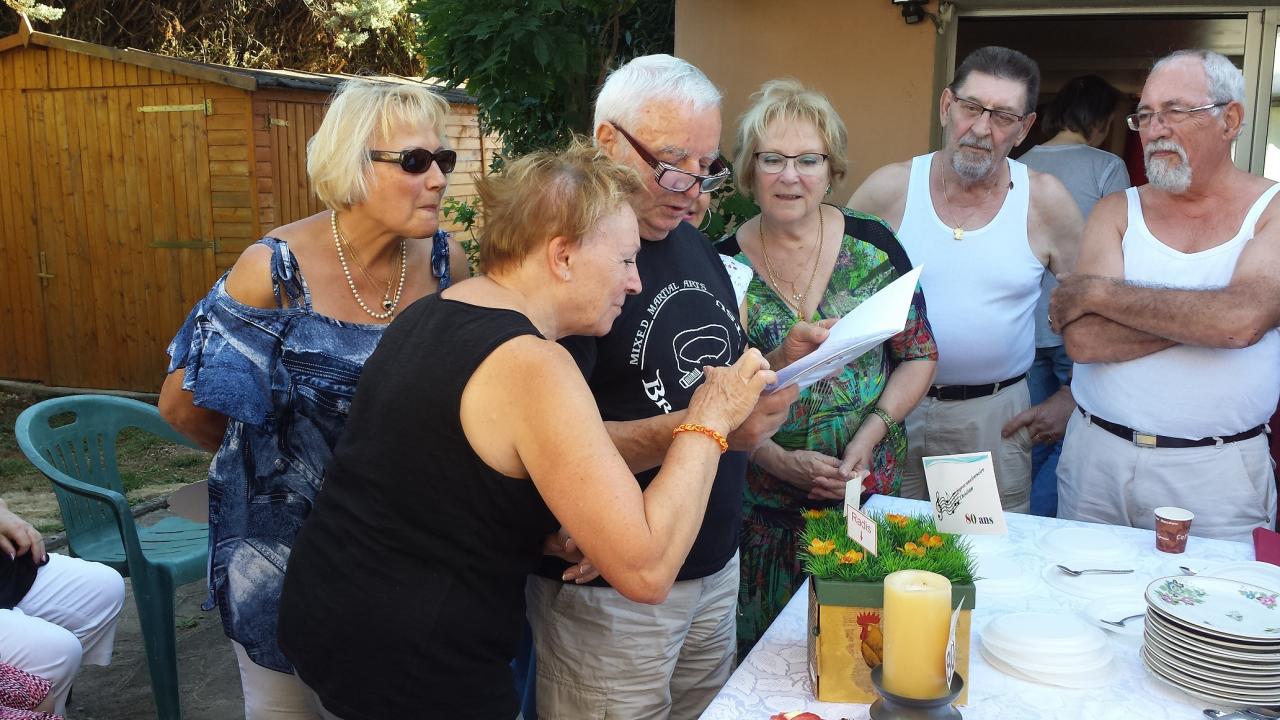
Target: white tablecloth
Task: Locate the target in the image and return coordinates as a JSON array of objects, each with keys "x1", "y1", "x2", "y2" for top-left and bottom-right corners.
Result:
[{"x1": 701, "y1": 495, "x2": 1255, "y2": 720}]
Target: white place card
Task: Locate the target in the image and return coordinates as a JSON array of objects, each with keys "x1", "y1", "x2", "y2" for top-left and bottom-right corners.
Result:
[
  {"x1": 846, "y1": 504, "x2": 879, "y2": 557},
  {"x1": 922, "y1": 451, "x2": 1008, "y2": 535}
]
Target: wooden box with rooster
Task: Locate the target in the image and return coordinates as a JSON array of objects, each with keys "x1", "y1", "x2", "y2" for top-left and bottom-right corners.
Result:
[{"x1": 807, "y1": 577, "x2": 976, "y2": 704}]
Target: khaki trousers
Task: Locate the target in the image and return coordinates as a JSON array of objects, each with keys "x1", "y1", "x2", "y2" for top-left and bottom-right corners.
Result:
[
  {"x1": 1057, "y1": 412, "x2": 1277, "y2": 542},
  {"x1": 900, "y1": 379, "x2": 1033, "y2": 513},
  {"x1": 525, "y1": 552, "x2": 738, "y2": 720}
]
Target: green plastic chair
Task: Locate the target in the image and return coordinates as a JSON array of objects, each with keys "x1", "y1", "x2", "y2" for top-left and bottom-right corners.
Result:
[{"x1": 15, "y1": 394, "x2": 209, "y2": 720}]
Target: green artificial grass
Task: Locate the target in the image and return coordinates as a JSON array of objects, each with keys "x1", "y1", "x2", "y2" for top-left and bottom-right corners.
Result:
[{"x1": 799, "y1": 508, "x2": 977, "y2": 584}]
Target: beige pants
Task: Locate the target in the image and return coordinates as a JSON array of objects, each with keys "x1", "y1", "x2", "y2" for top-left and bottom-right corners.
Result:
[
  {"x1": 525, "y1": 552, "x2": 738, "y2": 720},
  {"x1": 233, "y1": 642, "x2": 340, "y2": 720},
  {"x1": 1057, "y1": 412, "x2": 1277, "y2": 542},
  {"x1": 901, "y1": 379, "x2": 1033, "y2": 513}
]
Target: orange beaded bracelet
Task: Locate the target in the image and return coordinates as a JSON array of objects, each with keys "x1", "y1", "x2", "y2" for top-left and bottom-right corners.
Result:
[{"x1": 672, "y1": 423, "x2": 729, "y2": 453}]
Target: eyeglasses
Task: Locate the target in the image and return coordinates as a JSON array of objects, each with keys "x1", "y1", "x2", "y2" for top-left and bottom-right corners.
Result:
[
  {"x1": 754, "y1": 152, "x2": 829, "y2": 176},
  {"x1": 611, "y1": 123, "x2": 730, "y2": 194},
  {"x1": 369, "y1": 147, "x2": 457, "y2": 174},
  {"x1": 1125, "y1": 102, "x2": 1229, "y2": 131},
  {"x1": 951, "y1": 96, "x2": 1026, "y2": 129}
]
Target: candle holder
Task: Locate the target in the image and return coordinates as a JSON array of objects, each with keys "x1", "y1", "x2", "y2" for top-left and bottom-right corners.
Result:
[{"x1": 869, "y1": 666, "x2": 964, "y2": 720}]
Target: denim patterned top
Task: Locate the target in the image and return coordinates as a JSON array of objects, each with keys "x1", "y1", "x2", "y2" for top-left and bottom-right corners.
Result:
[{"x1": 167, "y1": 233, "x2": 452, "y2": 671}]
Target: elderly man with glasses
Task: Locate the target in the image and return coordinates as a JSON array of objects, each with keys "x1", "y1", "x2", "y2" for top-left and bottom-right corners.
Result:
[
  {"x1": 1049, "y1": 50, "x2": 1280, "y2": 542},
  {"x1": 524, "y1": 54, "x2": 828, "y2": 718},
  {"x1": 847, "y1": 46, "x2": 1083, "y2": 513}
]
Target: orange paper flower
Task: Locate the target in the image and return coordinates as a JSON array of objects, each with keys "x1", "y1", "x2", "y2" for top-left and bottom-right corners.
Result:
[
  {"x1": 837, "y1": 549, "x2": 865, "y2": 565},
  {"x1": 885, "y1": 513, "x2": 910, "y2": 528},
  {"x1": 808, "y1": 538, "x2": 837, "y2": 556},
  {"x1": 803, "y1": 509, "x2": 828, "y2": 520},
  {"x1": 901, "y1": 542, "x2": 926, "y2": 557},
  {"x1": 919, "y1": 533, "x2": 944, "y2": 549}
]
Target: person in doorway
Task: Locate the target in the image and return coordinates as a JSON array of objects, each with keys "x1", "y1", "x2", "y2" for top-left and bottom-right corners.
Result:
[{"x1": 1015, "y1": 74, "x2": 1130, "y2": 517}]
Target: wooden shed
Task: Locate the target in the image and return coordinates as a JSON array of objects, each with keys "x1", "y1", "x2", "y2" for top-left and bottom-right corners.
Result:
[{"x1": 0, "y1": 16, "x2": 497, "y2": 392}]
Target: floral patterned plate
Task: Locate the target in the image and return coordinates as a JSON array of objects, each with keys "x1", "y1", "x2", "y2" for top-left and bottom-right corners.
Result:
[
  {"x1": 1141, "y1": 646, "x2": 1280, "y2": 705},
  {"x1": 1148, "y1": 602, "x2": 1280, "y2": 650},
  {"x1": 1145, "y1": 576, "x2": 1280, "y2": 642},
  {"x1": 1144, "y1": 623, "x2": 1280, "y2": 676}
]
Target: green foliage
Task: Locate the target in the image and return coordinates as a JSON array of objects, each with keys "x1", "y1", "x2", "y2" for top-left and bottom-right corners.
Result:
[
  {"x1": 0, "y1": 1, "x2": 423, "y2": 75},
  {"x1": 799, "y1": 509, "x2": 976, "y2": 584},
  {"x1": 441, "y1": 197, "x2": 481, "y2": 275},
  {"x1": 4, "y1": 0, "x2": 63, "y2": 22},
  {"x1": 412, "y1": 0, "x2": 674, "y2": 160},
  {"x1": 702, "y1": 164, "x2": 760, "y2": 240}
]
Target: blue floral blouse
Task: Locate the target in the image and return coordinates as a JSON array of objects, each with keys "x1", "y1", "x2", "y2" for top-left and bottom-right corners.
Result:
[{"x1": 167, "y1": 233, "x2": 452, "y2": 672}]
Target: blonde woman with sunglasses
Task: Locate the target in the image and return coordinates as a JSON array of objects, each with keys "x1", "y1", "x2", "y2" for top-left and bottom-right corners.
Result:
[{"x1": 157, "y1": 78, "x2": 473, "y2": 718}]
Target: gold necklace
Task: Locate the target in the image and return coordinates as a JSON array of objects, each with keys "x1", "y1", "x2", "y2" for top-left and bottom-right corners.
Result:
[
  {"x1": 340, "y1": 231, "x2": 398, "y2": 307},
  {"x1": 331, "y1": 211, "x2": 407, "y2": 319},
  {"x1": 759, "y1": 207, "x2": 825, "y2": 317},
  {"x1": 939, "y1": 168, "x2": 996, "y2": 241}
]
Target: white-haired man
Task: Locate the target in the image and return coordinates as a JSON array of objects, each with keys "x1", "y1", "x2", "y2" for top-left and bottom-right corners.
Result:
[
  {"x1": 525, "y1": 55, "x2": 826, "y2": 717},
  {"x1": 1051, "y1": 50, "x2": 1280, "y2": 542},
  {"x1": 848, "y1": 46, "x2": 1083, "y2": 513}
]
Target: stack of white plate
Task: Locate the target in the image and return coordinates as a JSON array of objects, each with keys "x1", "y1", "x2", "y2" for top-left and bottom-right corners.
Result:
[
  {"x1": 1141, "y1": 575, "x2": 1280, "y2": 706},
  {"x1": 980, "y1": 611, "x2": 1114, "y2": 688}
]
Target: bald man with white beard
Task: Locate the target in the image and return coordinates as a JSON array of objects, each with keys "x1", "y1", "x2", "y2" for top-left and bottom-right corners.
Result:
[{"x1": 1050, "y1": 49, "x2": 1280, "y2": 541}]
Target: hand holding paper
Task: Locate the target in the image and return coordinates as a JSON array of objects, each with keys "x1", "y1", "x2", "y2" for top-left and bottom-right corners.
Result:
[{"x1": 769, "y1": 266, "x2": 923, "y2": 393}]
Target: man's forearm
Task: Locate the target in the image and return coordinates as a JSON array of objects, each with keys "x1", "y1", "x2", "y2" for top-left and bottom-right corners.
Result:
[
  {"x1": 1089, "y1": 280, "x2": 1275, "y2": 349},
  {"x1": 603, "y1": 410, "x2": 688, "y2": 474},
  {"x1": 1062, "y1": 313, "x2": 1176, "y2": 363}
]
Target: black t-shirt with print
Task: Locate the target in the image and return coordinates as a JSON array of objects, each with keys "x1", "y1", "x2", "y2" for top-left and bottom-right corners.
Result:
[{"x1": 537, "y1": 220, "x2": 749, "y2": 584}]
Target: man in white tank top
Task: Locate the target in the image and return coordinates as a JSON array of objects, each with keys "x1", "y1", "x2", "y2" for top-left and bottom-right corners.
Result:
[
  {"x1": 1050, "y1": 50, "x2": 1280, "y2": 542},
  {"x1": 848, "y1": 47, "x2": 1082, "y2": 513}
]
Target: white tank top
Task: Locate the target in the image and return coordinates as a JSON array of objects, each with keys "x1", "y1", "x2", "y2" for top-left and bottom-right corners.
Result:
[
  {"x1": 1073, "y1": 184, "x2": 1280, "y2": 437},
  {"x1": 897, "y1": 153, "x2": 1044, "y2": 385}
]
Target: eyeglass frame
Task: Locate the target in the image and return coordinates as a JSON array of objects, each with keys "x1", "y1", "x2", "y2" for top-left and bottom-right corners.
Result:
[
  {"x1": 1124, "y1": 102, "x2": 1230, "y2": 132},
  {"x1": 948, "y1": 94, "x2": 1028, "y2": 129},
  {"x1": 368, "y1": 147, "x2": 457, "y2": 174},
  {"x1": 609, "y1": 123, "x2": 730, "y2": 194},
  {"x1": 752, "y1": 151, "x2": 830, "y2": 175}
]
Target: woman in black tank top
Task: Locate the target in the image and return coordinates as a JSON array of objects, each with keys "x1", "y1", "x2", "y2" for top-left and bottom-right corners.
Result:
[{"x1": 278, "y1": 142, "x2": 777, "y2": 720}]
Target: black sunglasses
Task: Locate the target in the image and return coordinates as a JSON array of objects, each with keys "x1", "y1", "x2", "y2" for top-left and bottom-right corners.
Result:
[{"x1": 369, "y1": 147, "x2": 457, "y2": 174}]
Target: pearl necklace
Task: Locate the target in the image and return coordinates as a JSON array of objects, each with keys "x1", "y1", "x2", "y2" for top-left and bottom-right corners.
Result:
[{"x1": 331, "y1": 211, "x2": 406, "y2": 320}]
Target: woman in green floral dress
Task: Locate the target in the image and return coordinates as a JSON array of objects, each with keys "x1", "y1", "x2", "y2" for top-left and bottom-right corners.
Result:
[{"x1": 718, "y1": 80, "x2": 938, "y2": 657}]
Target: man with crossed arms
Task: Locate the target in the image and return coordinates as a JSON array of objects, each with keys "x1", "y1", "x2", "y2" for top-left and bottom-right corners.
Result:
[{"x1": 1051, "y1": 49, "x2": 1280, "y2": 542}]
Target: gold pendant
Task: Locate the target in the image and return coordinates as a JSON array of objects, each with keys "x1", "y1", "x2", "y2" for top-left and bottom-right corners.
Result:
[{"x1": 952, "y1": 226, "x2": 964, "y2": 241}]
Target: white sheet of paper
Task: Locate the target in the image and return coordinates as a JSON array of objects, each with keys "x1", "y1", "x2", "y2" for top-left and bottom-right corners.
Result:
[
  {"x1": 768, "y1": 265, "x2": 923, "y2": 393},
  {"x1": 922, "y1": 451, "x2": 1008, "y2": 535}
]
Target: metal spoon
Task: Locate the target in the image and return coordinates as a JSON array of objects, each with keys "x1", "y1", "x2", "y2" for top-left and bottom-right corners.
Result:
[
  {"x1": 1099, "y1": 613, "x2": 1144, "y2": 628},
  {"x1": 1056, "y1": 565, "x2": 1135, "y2": 576},
  {"x1": 1181, "y1": 566, "x2": 1197, "y2": 575}
]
